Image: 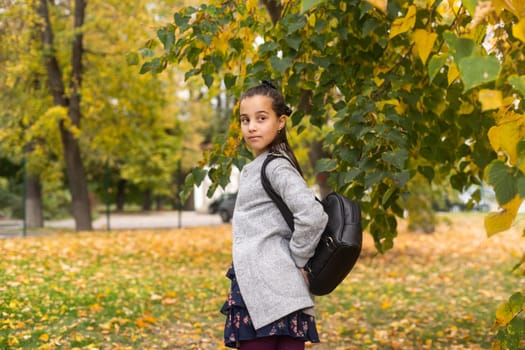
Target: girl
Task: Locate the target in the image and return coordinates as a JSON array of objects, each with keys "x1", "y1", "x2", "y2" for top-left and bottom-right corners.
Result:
[{"x1": 221, "y1": 81, "x2": 328, "y2": 350}]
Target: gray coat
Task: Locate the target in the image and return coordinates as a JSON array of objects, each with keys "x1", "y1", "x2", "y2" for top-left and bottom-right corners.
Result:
[{"x1": 232, "y1": 151, "x2": 328, "y2": 329}]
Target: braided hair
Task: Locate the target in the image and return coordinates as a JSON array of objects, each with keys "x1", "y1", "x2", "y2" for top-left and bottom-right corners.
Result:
[{"x1": 240, "y1": 81, "x2": 303, "y2": 177}]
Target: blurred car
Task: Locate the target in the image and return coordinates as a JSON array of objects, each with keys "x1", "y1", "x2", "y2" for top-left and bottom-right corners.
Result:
[
  {"x1": 208, "y1": 192, "x2": 237, "y2": 223},
  {"x1": 208, "y1": 192, "x2": 237, "y2": 214},
  {"x1": 217, "y1": 193, "x2": 237, "y2": 223}
]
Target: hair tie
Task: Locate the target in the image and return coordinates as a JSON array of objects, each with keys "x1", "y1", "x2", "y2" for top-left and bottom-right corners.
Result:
[{"x1": 261, "y1": 80, "x2": 276, "y2": 89}]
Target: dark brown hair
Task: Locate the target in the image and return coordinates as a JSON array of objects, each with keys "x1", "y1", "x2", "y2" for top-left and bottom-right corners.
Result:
[{"x1": 240, "y1": 81, "x2": 303, "y2": 176}]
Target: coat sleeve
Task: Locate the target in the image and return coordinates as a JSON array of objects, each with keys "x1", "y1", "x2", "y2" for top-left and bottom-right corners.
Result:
[{"x1": 266, "y1": 158, "x2": 328, "y2": 267}]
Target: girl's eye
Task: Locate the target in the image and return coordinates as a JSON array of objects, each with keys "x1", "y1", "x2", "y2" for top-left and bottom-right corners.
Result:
[
  {"x1": 257, "y1": 115, "x2": 266, "y2": 121},
  {"x1": 240, "y1": 117, "x2": 249, "y2": 124}
]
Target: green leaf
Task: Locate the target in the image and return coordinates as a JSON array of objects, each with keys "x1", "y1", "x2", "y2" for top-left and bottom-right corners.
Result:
[
  {"x1": 458, "y1": 56, "x2": 501, "y2": 91},
  {"x1": 391, "y1": 171, "x2": 411, "y2": 187},
  {"x1": 462, "y1": 0, "x2": 478, "y2": 15},
  {"x1": 140, "y1": 58, "x2": 161, "y2": 74},
  {"x1": 174, "y1": 12, "x2": 191, "y2": 32},
  {"x1": 382, "y1": 187, "x2": 398, "y2": 206},
  {"x1": 143, "y1": 38, "x2": 158, "y2": 49},
  {"x1": 203, "y1": 74, "x2": 214, "y2": 88},
  {"x1": 192, "y1": 167, "x2": 208, "y2": 186},
  {"x1": 443, "y1": 31, "x2": 475, "y2": 65},
  {"x1": 454, "y1": 38, "x2": 476, "y2": 63},
  {"x1": 269, "y1": 56, "x2": 293, "y2": 75},
  {"x1": 229, "y1": 38, "x2": 244, "y2": 52},
  {"x1": 418, "y1": 165, "x2": 435, "y2": 182},
  {"x1": 126, "y1": 52, "x2": 139, "y2": 66},
  {"x1": 181, "y1": 173, "x2": 195, "y2": 203},
  {"x1": 428, "y1": 54, "x2": 447, "y2": 82},
  {"x1": 517, "y1": 175, "x2": 525, "y2": 198},
  {"x1": 157, "y1": 27, "x2": 175, "y2": 52},
  {"x1": 365, "y1": 171, "x2": 383, "y2": 187},
  {"x1": 486, "y1": 160, "x2": 517, "y2": 205},
  {"x1": 508, "y1": 292, "x2": 525, "y2": 311},
  {"x1": 381, "y1": 149, "x2": 408, "y2": 169},
  {"x1": 315, "y1": 158, "x2": 337, "y2": 172},
  {"x1": 338, "y1": 148, "x2": 360, "y2": 164},
  {"x1": 184, "y1": 68, "x2": 200, "y2": 81},
  {"x1": 224, "y1": 74, "x2": 236, "y2": 89},
  {"x1": 301, "y1": 0, "x2": 326, "y2": 13},
  {"x1": 138, "y1": 47, "x2": 154, "y2": 58},
  {"x1": 495, "y1": 292, "x2": 525, "y2": 326},
  {"x1": 197, "y1": 34, "x2": 213, "y2": 46},
  {"x1": 508, "y1": 75, "x2": 525, "y2": 98},
  {"x1": 258, "y1": 41, "x2": 278, "y2": 54},
  {"x1": 187, "y1": 46, "x2": 201, "y2": 67},
  {"x1": 343, "y1": 168, "x2": 362, "y2": 184},
  {"x1": 285, "y1": 34, "x2": 302, "y2": 51}
]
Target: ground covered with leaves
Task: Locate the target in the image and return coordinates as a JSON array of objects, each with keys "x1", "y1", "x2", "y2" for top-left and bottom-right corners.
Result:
[{"x1": 1, "y1": 214, "x2": 524, "y2": 349}]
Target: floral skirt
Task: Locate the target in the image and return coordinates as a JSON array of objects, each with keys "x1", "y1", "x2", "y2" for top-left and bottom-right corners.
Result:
[{"x1": 220, "y1": 265, "x2": 320, "y2": 348}]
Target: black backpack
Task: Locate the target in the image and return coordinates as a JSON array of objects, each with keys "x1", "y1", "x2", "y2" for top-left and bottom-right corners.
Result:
[{"x1": 261, "y1": 154, "x2": 363, "y2": 296}]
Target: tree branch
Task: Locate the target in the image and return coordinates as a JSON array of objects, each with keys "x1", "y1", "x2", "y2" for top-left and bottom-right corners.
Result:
[
  {"x1": 37, "y1": 0, "x2": 67, "y2": 106},
  {"x1": 261, "y1": 0, "x2": 283, "y2": 25},
  {"x1": 69, "y1": 0, "x2": 86, "y2": 127}
]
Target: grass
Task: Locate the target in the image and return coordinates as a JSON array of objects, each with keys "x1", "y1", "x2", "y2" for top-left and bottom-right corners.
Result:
[{"x1": 0, "y1": 213, "x2": 523, "y2": 349}]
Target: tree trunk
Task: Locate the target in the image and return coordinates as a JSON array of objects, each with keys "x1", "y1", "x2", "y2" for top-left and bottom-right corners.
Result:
[
  {"x1": 142, "y1": 189, "x2": 152, "y2": 211},
  {"x1": 25, "y1": 174, "x2": 43, "y2": 228},
  {"x1": 116, "y1": 179, "x2": 126, "y2": 212},
  {"x1": 66, "y1": 0, "x2": 91, "y2": 230},
  {"x1": 38, "y1": 0, "x2": 92, "y2": 230},
  {"x1": 155, "y1": 195, "x2": 164, "y2": 211},
  {"x1": 60, "y1": 125, "x2": 92, "y2": 229},
  {"x1": 308, "y1": 141, "x2": 332, "y2": 198},
  {"x1": 262, "y1": 0, "x2": 283, "y2": 25},
  {"x1": 406, "y1": 174, "x2": 436, "y2": 234}
]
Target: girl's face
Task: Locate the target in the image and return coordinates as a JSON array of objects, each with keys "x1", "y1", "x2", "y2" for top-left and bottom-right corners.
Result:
[{"x1": 240, "y1": 95, "x2": 286, "y2": 157}]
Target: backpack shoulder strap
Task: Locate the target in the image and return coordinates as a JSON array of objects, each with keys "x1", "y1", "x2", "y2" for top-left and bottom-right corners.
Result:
[{"x1": 261, "y1": 154, "x2": 295, "y2": 231}]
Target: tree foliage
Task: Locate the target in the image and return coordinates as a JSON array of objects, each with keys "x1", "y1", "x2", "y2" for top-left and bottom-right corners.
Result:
[
  {"x1": 139, "y1": 0, "x2": 523, "y2": 246},
  {"x1": 139, "y1": 0, "x2": 525, "y2": 345},
  {"x1": 0, "y1": 0, "x2": 198, "y2": 223}
]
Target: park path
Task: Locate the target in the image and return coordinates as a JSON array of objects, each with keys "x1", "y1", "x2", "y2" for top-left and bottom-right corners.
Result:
[{"x1": 0, "y1": 210, "x2": 224, "y2": 238}]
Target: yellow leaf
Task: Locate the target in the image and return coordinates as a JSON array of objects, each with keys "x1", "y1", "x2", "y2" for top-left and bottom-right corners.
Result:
[
  {"x1": 365, "y1": 0, "x2": 388, "y2": 13},
  {"x1": 493, "y1": 0, "x2": 525, "y2": 18},
  {"x1": 164, "y1": 291, "x2": 177, "y2": 298},
  {"x1": 413, "y1": 29, "x2": 437, "y2": 64},
  {"x1": 390, "y1": 5, "x2": 417, "y2": 39},
  {"x1": 376, "y1": 99, "x2": 406, "y2": 114},
  {"x1": 162, "y1": 297, "x2": 178, "y2": 305},
  {"x1": 447, "y1": 62, "x2": 460, "y2": 85},
  {"x1": 100, "y1": 321, "x2": 112, "y2": 331},
  {"x1": 458, "y1": 101, "x2": 475, "y2": 115},
  {"x1": 89, "y1": 303, "x2": 103, "y2": 313},
  {"x1": 211, "y1": 28, "x2": 232, "y2": 54},
  {"x1": 246, "y1": 0, "x2": 258, "y2": 13},
  {"x1": 135, "y1": 318, "x2": 146, "y2": 328},
  {"x1": 479, "y1": 89, "x2": 503, "y2": 111},
  {"x1": 512, "y1": 19, "x2": 525, "y2": 43},
  {"x1": 8, "y1": 335, "x2": 19, "y2": 346},
  {"x1": 373, "y1": 66, "x2": 390, "y2": 86},
  {"x1": 484, "y1": 196, "x2": 523, "y2": 236},
  {"x1": 307, "y1": 13, "x2": 316, "y2": 27},
  {"x1": 143, "y1": 315, "x2": 157, "y2": 324},
  {"x1": 39, "y1": 333, "x2": 49, "y2": 342},
  {"x1": 491, "y1": 340, "x2": 503, "y2": 350},
  {"x1": 494, "y1": 298, "x2": 518, "y2": 327},
  {"x1": 487, "y1": 113, "x2": 525, "y2": 166}
]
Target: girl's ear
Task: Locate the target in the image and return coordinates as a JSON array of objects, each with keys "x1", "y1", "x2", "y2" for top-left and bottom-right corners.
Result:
[{"x1": 278, "y1": 115, "x2": 287, "y2": 130}]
